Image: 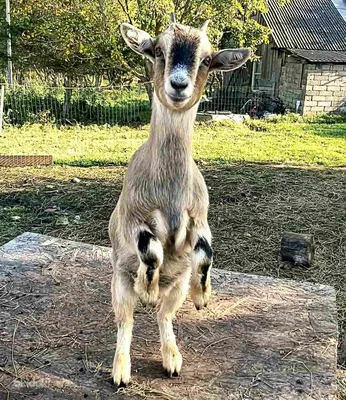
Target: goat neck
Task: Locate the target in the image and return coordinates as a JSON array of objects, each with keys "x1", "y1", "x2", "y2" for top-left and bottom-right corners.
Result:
[{"x1": 148, "y1": 94, "x2": 199, "y2": 164}]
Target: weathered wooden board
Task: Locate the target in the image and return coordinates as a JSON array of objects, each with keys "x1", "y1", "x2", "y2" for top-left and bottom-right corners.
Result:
[
  {"x1": 0, "y1": 233, "x2": 338, "y2": 400},
  {"x1": 0, "y1": 155, "x2": 53, "y2": 167}
]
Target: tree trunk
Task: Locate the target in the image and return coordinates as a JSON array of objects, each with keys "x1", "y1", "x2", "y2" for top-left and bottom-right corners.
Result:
[{"x1": 63, "y1": 76, "x2": 73, "y2": 123}]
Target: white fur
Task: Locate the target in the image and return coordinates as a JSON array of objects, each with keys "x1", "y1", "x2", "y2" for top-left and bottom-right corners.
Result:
[
  {"x1": 165, "y1": 64, "x2": 193, "y2": 100},
  {"x1": 174, "y1": 211, "x2": 190, "y2": 252},
  {"x1": 148, "y1": 238, "x2": 164, "y2": 266},
  {"x1": 158, "y1": 270, "x2": 190, "y2": 375},
  {"x1": 111, "y1": 274, "x2": 137, "y2": 386},
  {"x1": 149, "y1": 210, "x2": 169, "y2": 243}
]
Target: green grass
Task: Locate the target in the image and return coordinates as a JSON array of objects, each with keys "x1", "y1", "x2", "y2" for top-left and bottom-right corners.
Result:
[{"x1": 0, "y1": 115, "x2": 346, "y2": 166}]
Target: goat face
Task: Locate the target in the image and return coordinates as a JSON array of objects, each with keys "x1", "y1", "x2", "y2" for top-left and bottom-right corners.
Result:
[{"x1": 121, "y1": 20, "x2": 251, "y2": 112}]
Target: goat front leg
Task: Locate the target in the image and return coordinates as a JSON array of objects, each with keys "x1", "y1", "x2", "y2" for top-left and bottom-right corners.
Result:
[
  {"x1": 134, "y1": 229, "x2": 164, "y2": 307},
  {"x1": 157, "y1": 269, "x2": 190, "y2": 377},
  {"x1": 111, "y1": 271, "x2": 137, "y2": 387},
  {"x1": 190, "y1": 224, "x2": 213, "y2": 310}
]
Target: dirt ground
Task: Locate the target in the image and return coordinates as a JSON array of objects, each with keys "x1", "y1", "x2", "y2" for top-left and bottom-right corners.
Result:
[
  {"x1": 0, "y1": 232, "x2": 338, "y2": 399},
  {"x1": 1, "y1": 163, "x2": 346, "y2": 395}
]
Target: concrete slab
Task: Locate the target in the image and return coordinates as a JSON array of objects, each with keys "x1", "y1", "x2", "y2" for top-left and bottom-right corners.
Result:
[
  {"x1": 196, "y1": 113, "x2": 250, "y2": 122},
  {"x1": 0, "y1": 233, "x2": 338, "y2": 399}
]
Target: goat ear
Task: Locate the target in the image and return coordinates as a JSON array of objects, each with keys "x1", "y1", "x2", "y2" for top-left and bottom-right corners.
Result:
[
  {"x1": 120, "y1": 23, "x2": 155, "y2": 61},
  {"x1": 210, "y1": 49, "x2": 251, "y2": 72}
]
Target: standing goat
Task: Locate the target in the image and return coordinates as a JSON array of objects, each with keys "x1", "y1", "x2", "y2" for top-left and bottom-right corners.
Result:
[{"x1": 109, "y1": 15, "x2": 250, "y2": 387}]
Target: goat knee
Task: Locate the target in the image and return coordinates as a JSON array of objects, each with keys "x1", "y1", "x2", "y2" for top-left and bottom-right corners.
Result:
[{"x1": 134, "y1": 230, "x2": 163, "y2": 306}]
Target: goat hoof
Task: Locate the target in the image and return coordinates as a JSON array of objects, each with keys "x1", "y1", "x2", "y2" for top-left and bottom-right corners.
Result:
[
  {"x1": 112, "y1": 352, "x2": 131, "y2": 389},
  {"x1": 117, "y1": 380, "x2": 127, "y2": 389},
  {"x1": 108, "y1": 376, "x2": 128, "y2": 389},
  {"x1": 162, "y1": 342, "x2": 182, "y2": 378},
  {"x1": 195, "y1": 302, "x2": 208, "y2": 310},
  {"x1": 164, "y1": 368, "x2": 180, "y2": 378}
]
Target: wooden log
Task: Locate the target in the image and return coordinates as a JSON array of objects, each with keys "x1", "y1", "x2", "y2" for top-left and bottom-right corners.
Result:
[
  {"x1": 0, "y1": 233, "x2": 337, "y2": 399},
  {"x1": 281, "y1": 232, "x2": 315, "y2": 267}
]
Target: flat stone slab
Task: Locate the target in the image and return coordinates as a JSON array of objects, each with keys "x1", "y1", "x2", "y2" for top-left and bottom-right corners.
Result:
[
  {"x1": 196, "y1": 112, "x2": 250, "y2": 123},
  {"x1": 0, "y1": 233, "x2": 338, "y2": 399}
]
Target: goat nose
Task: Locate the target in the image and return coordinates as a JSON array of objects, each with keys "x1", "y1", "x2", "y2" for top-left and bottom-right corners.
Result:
[{"x1": 170, "y1": 77, "x2": 189, "y2": 90}]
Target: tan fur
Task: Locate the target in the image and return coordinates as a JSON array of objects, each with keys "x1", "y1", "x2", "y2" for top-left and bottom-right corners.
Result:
[
  {"x1": 154, "y1": 25, "x2": 212, "y2": 111},
  {"x1": 109, "y1": 20, "x2": 249, "y2": 386}
]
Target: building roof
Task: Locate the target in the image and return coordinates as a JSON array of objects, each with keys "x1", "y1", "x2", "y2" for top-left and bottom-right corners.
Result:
[
  {"x1": 332, "y1": 0, "x2": 346, "y2": 20},
  {"x1": 288, "y1": 49, "x2": 346, "y2": 63},
  {"x1": 262, "y1": 0, "x2": 346, "y2": 51}
]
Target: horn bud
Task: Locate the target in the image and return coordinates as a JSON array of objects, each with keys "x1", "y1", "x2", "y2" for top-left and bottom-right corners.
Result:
[{"x1": 201, "y1": 20, "x2": 210, "y2": 31}]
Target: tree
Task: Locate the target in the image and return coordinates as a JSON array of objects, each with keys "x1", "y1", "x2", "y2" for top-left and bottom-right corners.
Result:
[
  {"x1": 0, "y1": 2, "x2": 8, "y2": 80},
  {"x1": 3, "y1": 0, "x2": 126, "y2": 84},
  {"x1": 0, "y1": 0, "x2": 283, "y2": 90}
]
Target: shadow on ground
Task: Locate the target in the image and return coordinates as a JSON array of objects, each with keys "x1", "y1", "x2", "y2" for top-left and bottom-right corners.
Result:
[{"x1": 0, "y1": 163, "x2": 346, "y2": 356}]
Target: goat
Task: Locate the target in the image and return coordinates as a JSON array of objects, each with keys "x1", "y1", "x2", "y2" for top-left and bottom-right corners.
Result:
[{"x1": 109, "y1": 15, "x2": 250, "y2": 387}]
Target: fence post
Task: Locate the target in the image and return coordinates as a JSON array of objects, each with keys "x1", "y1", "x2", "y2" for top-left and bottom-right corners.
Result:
[{"x1": 0, "y1": 85, "x2": 4, "y2": 135}]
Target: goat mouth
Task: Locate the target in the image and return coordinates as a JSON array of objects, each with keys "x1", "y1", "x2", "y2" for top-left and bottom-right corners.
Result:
[{"x1": 166, "y1": 93, "x2": 191, "y2": 103}]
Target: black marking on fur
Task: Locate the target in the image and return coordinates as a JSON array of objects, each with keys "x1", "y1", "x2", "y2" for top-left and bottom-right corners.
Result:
[
  {"x1": 170, "y1": 34, "x2": 199, "y2": 71},
  {"x1": 138, "y1": 230, "x2": 155, "y2": 253},
  {"x1": 195, "y1": 237, "x2": 213, "y2": 291},
  {"x1": 194, "y1": 237, "x2": 213, "y2": 260},
  {"x1": 200, "y1": 261, "x2": 211, "y2": 290},
  {"x1": 137, "y1": 230, "x2": 159, "y2": 284},
  {"x1": 142, "y1": 253, "x2": 157, "y2": 283}
]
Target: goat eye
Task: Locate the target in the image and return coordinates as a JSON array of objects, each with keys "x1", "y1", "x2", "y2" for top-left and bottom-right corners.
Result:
[
  {"x1": 202, "y1": 56, "x2": 212, "y2": 66},
  {"x1": 155, "y1": 47, "x2": 163, "y2": 58}
]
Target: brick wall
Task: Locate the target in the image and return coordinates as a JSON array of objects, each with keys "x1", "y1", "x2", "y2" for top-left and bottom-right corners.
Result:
[
  {"x1": 302, "y1": 64, "x2": 346, "y2": 115},
  {"x1": 278, "y1": 56, "x2": 346, "y2": 115},
  {"x1": 278, "y1": 57, "x2": 307, "y2": 112}
]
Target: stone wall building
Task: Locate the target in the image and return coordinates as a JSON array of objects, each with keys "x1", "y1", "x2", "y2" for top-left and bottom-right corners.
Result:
[{"x1": 253, "y1": 0, "x2": 346, "y2": 115}]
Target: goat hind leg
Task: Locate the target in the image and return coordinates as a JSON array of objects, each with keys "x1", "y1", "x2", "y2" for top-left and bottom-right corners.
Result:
[
  {"x1": 111, "y1": 272, "x2": 137, "y2": 387},
  {"x1": 157, "y1": 269, "x2": 190, "y2": 377}
]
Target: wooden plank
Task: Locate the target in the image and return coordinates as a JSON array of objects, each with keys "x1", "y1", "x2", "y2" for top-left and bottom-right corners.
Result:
[
  {"x1": 0, "y1": 233, "x2": 338, "y2": 399},
  {"x1": 0, "y1": 155, "x2": 53, "y2": 167}
]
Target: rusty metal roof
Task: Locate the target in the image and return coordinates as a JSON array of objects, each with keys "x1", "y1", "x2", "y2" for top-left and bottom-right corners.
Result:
[
  {"x1": 263, "y1": 0, "x2": 346, "y2": 51},
  {"x1": 288, "y1": 49, "x2": 346, "y2": 62},
  {"x1": 289, "y1": 49, "x2": 346, "y2": 63}
]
